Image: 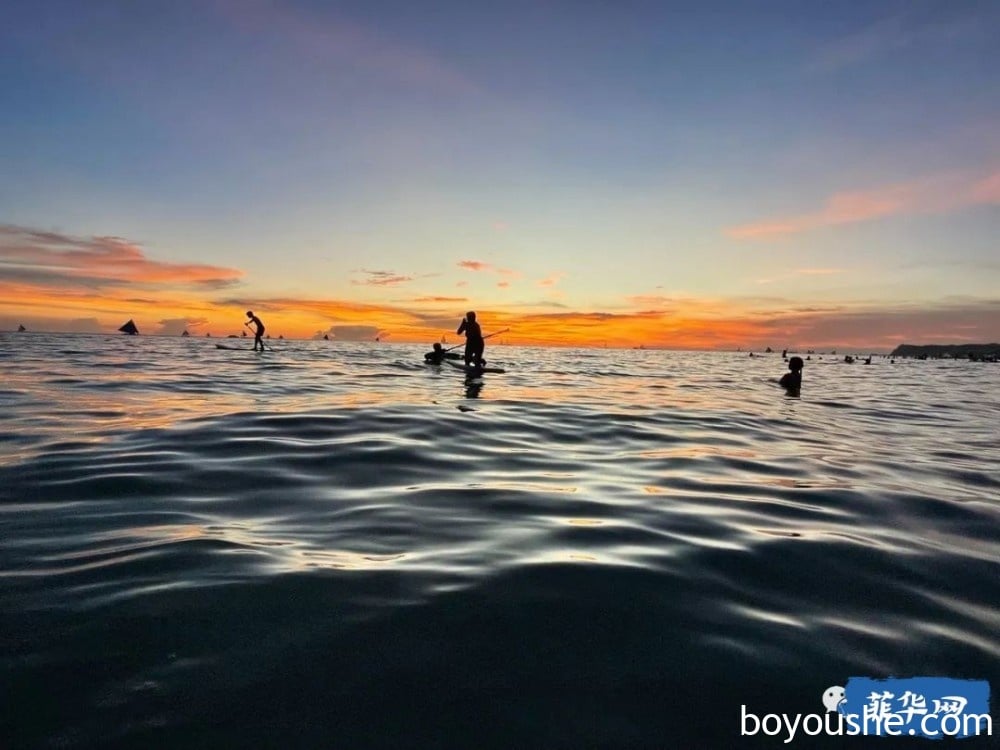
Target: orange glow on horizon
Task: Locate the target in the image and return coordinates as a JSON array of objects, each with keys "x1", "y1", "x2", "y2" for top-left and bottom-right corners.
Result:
[
  {"x1": 2, "y1": 279, "x2": 955, "y2": 351},
  {"x1": 3, "y1": 225, "x2": 998, "y2": 351}
]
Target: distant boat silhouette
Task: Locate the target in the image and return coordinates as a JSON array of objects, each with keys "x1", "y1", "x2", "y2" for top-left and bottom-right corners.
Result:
[
  {"x1": 118, "y1": 319, "x2": 139, "y2": 335},
  {"x1": 18, "y1": 324, "x2": 26, "y2": 332},
  {"x1": 324, "y1": 334, "x2": 329, "y2": 340},
  {"x1": 181, "y1": 329, "x2": 190, "y2": 337},
  {"x1": 241, "y1": 330, "x2": 247, "y2": 338},
  {"x1": 278, "y1": 335, "x2": 283, "y2": 340},
  {"x1": 206, "y1": 332, "x2": 212, "y2": 337}
]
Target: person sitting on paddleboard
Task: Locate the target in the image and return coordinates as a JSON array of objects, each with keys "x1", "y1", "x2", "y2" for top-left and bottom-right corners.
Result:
[
  {"x1": 424, "y1": 343, "x2": 448, "y2": 364},
  {"x1": 245, "y1": 311, "x2": 266, "y2": 351},
  {"x1": 457, "y1": 311, "x2": 485, "y2": 368},
  {"x1": 779, "y1": 356, "x2": 803, "y2": 394}
]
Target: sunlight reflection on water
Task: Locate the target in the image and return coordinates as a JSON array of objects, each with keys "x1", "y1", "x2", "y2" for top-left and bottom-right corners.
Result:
[{"x1": 1, "y1": 333, "x2": 998, "y2": 747}]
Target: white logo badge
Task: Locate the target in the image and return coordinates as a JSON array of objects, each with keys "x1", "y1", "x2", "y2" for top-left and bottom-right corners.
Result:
[{"x1": 822, "y1": 685, "x2": 846, "y2": 713}]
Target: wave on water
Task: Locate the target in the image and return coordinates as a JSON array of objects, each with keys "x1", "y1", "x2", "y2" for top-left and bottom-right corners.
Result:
[{"x1": 2, "y1": 334, "x2": 998, "y2": 747}]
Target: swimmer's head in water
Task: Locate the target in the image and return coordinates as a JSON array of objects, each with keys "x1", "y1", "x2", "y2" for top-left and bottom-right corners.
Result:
[{"x1": 789, "y1": 356, "x2": 804, "y2": 371}]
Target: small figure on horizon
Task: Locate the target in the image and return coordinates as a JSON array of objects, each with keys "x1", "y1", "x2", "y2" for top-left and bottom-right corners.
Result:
[
  {"x1": 245, "y1": 311, "x2": 266, "y2": 351},
  {"x1": 457, "y1": 311, "x2": 485, "y2": 368},
  {"x1": 780, "y1": 356, "x2": 804, "y2": 394}
]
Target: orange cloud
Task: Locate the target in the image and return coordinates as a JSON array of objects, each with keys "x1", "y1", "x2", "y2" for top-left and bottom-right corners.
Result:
[
  {"x1": 728, "y1": 169, "x2": 1000, "y2": 239},
  {"x1": 4, "y1": 225, "x2": 997, "y2": 349},
  {"x1": 538, "y1": 273, "x2": 565, "y2": 287},
  {"x1": 0, "y1": 225, "x2": 242, "y2": 288},
  {"x1": 4, "y1": 280, "x2": 999, "y2": 350},
  {"x1": 458, "y1": 260, "x2": 492, "y2": 272}
]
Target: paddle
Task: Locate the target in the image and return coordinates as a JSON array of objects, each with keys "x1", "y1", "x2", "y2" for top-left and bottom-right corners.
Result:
[{"x1": 441, "y1": 327, "x2": 510, "y2": 353}]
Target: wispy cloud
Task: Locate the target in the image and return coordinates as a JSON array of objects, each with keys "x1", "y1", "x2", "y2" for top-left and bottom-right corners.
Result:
[
  {"x1": 755, "y1": 268, "x2": 847, "y2": 285},
  {"x1": 538, "y1": 273, "x2": 565, "y2": 288},
  {"x1": 213, "y1": 0, "x2": 479, "y2": 97},
  {"x1": 411, "y1": 296, "x2": 468, "y2": 303},
  {"x1": 728, "y1": 169, "x2": 1000, "y2": 240},
  {"x1": 458, "y1": 260, "x2": 492, "y2": 272},
  {"x1": 0, "y1": 224, "x2": 244, "y2": 289},
  {"x1": 458, "y1": 260, "x2": 522, "y2": 287},
  {"x1": 351, "y1": 269, "x2": 413, "y2": 287},
  {"x1": 809, "y1": 10, "x2": 982, "y2": 73}
]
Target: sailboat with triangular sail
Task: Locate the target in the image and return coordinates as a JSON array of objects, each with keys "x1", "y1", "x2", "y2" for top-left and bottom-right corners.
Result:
[
  {"x1": 181, "y1": 329, "x2": 190, "y2": 337},
  {"x1": 119, "y1": 319, "x2": 139, "y2": 335},
  {"x1": 17, "y1": 324, "x2": 26, "y2": 332}
]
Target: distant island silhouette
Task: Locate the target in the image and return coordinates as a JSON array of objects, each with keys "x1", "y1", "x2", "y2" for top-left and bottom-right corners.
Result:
[{"x1": 890, "y1": 343, "x2": 1000, "y2": 360}]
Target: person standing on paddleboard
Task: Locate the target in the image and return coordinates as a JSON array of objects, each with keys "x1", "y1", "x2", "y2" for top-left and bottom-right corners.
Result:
[
  {"x1": 457, "y1": 311, "x2": 485, "y2": 368},
  {"x1": 245, "y1": 311, "x2": 266, "y2": 351}
]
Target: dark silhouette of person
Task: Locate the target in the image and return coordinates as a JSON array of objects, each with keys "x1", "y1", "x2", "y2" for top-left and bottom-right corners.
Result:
[
  {"x1": 457, "y1": 311, "x2": 484, "y2": 368},
  {"x1": 246, "y1": 311, "x2": 266, "y2": 351},
  {"x1": 780, "y1": 356, "x2": 804, "y2": 393},
  {"x1": 424, "y1": 342, "x2": 448, "y2": 364}
]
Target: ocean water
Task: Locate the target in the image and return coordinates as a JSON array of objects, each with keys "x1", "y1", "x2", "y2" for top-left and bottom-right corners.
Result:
[{"x1": 2, "y1": 334, "x2": 998, "y2": 748}]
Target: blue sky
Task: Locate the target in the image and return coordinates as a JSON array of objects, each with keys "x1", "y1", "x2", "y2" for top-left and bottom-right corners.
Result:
[{"x1": 1, "y1": 0, "x2": 998, "y2": 346}]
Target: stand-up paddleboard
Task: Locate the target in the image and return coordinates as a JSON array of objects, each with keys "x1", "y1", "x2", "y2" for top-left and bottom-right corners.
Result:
[
  {"x1": 216, "y1": 343, "x2": 264, "y2": 351},
  {"x1": 445, "y1": 360, "x2": 505, "y2": 374}
]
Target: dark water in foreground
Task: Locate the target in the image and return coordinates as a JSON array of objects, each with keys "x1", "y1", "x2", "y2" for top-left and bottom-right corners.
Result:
[{"x1": 2, "y1": 334, "x2": 998, "y2": 748}]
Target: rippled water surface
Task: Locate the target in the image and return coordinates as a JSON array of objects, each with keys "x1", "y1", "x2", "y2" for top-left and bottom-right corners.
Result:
[{"x1": 2, "y1": 334, "x2": 998, "y2": 748}]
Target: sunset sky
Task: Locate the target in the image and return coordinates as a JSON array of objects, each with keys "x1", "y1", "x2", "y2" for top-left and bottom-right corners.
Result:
[{"x1": 1, "y1": 0, "x2": 998, "y2": 349}]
